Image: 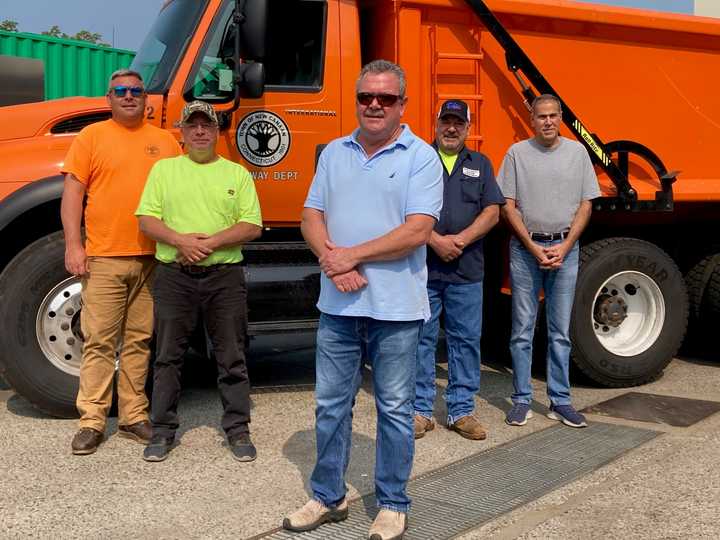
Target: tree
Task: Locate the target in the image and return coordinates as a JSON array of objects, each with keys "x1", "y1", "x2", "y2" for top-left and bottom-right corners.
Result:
[
  {"x1": 0, "y1": 20, "x2": 19, "y2": 32},
  {"x1": 42, "y1": 26, "x2": 109, "y2": 46},
  {"x1": 71, "y1": 30, "x2": 108, "y2": 46},
  {"x1": 42, "y1": 25, "x2": 65, "y2": 38}
]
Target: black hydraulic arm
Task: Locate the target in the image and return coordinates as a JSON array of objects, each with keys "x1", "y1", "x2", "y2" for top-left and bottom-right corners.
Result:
[{"x1": 464, "y1": 0, "x2": 678, "y2": 210}]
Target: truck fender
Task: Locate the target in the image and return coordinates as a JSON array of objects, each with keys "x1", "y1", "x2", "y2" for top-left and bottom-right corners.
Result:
[{"x1": 0, "y1": 175, "x2": 64, "y2": 233}]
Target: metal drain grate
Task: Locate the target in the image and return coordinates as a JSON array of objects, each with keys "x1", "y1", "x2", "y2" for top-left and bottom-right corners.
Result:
[
  {"x1": 259, "y1": 422, "x2": 658, "y2": 540},
  {"x1": 581, "y1": 392, "x2": 720, "y2": 427}
]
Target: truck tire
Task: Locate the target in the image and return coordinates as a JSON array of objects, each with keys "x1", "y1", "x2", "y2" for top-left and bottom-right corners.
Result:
[
  {"x1": 685, "y1": 255, "x2": 713, "y2": 320},
  {"x1": 704, "y1": 261, "x2": 720, "y2": 317},
  {"x1": 570, "y1": 238, "x2": 688, "y2": 387},
  {"x1": 683, "y1": 254, "x2": 720, "y2": 352},
  {"x1": 0, "y1": 231, "x2": 81, "y2": 417}
]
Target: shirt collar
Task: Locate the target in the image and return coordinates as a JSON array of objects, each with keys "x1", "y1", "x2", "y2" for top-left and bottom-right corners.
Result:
[
  {"x1": 431, "y1": 142, "x2": 471, "y2": 162},
  {"x1": 343, "y1": 124, "x2": 414, "y2": 152}
]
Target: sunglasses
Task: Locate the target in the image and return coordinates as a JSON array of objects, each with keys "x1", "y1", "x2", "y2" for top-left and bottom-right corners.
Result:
[
  {"x1": 110, "y1": 86, "x2": 144, "y2": 98},
  {"x1": 356, "y1": 92, "x2": 403, "y2": 107}
]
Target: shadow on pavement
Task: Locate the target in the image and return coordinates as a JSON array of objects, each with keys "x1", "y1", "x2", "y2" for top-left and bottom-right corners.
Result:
[
  {"x1": 674, "y1": 353, "x2": 720, "y2": 368},
  {"x1": 6, "y1": 393, "x2": 60, "y2": 420},
  {"x1": 282, "y1": 427, "x2": 376, "y2": 505}
]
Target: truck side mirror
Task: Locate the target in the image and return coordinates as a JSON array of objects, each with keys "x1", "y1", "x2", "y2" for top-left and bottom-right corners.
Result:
[
  {"x1": 238, "y1": 62, "x2": 265, "y2": 99},
  {"x1": 236, "y1": 0, "x2": 267, "y2": 61}
]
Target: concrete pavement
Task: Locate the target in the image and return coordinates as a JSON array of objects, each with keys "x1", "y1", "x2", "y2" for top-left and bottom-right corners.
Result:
[{"x1": 0, "y1": 334, "x2": 718, "y2": 539}]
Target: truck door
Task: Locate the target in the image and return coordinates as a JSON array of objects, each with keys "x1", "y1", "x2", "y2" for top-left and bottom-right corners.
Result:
[{"x1": 175, "y1": 0, "x2": 341, "y2": 226}]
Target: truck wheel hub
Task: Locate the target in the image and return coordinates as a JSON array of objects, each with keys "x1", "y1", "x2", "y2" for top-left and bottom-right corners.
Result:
[
  {"x1": 35, "y1": 277, "x2": 84, "y2": 376},
  {"x1": 590, "y1": 271, "x2": 665, "y2": 357},
  {"x1": 594, "y1": 294, "x2": 628, "y2": 327}
]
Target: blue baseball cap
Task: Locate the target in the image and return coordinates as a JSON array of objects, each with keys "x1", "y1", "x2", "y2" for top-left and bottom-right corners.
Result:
[{"x1": 438, "y1": 100, "x2": 470, "y2": 123}]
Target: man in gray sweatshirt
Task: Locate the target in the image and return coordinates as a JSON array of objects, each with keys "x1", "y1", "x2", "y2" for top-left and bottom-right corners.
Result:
[{"x1": 496, "y1": 94, "x2": 600, "y2": 428}]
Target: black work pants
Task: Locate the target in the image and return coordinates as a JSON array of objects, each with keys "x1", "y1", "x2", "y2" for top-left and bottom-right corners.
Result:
[{"x1": 150, "y1": 263, "x2": 250, "y2": 440}]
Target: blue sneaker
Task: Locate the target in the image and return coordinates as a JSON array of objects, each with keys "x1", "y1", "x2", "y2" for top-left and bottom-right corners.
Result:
[
  {"x1": 548, "y1": 404, "x2": 587, "y2": 428},
  {"x1": 505, "y1": 403, "x2": 533, "y2": 426}
]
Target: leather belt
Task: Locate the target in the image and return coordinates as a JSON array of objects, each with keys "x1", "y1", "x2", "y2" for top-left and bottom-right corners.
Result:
[
  {"x1": 529, "y1": 230, "x2": 569, "y2": 242},
  {"x1": 167, "y1": 262, "x2": 236, "y2": 276}
]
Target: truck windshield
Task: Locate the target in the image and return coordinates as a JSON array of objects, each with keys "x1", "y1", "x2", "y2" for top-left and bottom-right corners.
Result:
[{"x1": 130, "y1": 0, "x2": 209, "y2": 93}]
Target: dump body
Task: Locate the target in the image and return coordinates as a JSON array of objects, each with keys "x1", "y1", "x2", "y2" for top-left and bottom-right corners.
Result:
[{"x1": 361, "y1": 0, "x2": 720, "y2": 205}]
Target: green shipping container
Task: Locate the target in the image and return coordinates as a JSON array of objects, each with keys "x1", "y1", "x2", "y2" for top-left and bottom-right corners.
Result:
[{"x1": 0, "y1": 30, "x2": 135, "y2": 100}]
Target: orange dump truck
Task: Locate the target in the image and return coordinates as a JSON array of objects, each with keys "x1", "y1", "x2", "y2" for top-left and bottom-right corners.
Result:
[{"x1": 0, "y1": 0, "x2": 717, "y2": 417}]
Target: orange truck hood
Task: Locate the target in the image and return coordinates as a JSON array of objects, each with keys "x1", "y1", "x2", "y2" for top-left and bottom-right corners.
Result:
[{"x1": 0, "y1": 96, "x2": 109, "y2": 142}]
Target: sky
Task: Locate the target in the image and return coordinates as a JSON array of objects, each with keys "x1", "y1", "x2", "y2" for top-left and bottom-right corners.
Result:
[
  {"x1": 1, "y1": 0, "x2": 167, "y2": 51},
  {"x1": 0, "y1": 0, "x2": 716, "y2": 54},
  {"x1": 576, "y1": 0, "x2": 693, "y2": 14}
]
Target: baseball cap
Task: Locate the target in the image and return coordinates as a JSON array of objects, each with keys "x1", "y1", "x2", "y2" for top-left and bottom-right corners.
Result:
[
  {"x1": 180, "y1": 100, "x2": 219, "y2": 125},
  {"x1": 437, "y1": 100, "x2": 470, "y2": 123}
]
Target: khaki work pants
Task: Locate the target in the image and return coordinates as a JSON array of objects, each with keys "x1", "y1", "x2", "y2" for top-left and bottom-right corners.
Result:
[{"x1": 77, "y1": 256, "x2": 155, "y2": 431}]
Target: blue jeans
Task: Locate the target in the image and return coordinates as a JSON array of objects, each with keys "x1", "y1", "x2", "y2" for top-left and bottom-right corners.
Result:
[
  {"x1": 415, "y1": 280, "x2": 483, "y2": 424},
  {"x1": 310, "y1": 313, "x2": 421, "y2": 513},
  {"x1": 509, "y1": 237, "x2": 579, "y2": 406}
]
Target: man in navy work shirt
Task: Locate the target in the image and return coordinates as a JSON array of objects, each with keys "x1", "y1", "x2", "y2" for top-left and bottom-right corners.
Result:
[
  {"x1": 414, "y1": 100, "x2": 505, "y2": 441},
  {"x1": 283, "y1": 60, "x2": 443, "y2": 540}
]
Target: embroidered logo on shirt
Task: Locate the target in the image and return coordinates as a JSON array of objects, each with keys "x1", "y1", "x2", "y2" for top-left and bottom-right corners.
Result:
[
  {"x1": 462, "y1": 167, "x2": 480, "y2": 178},
  {"x1": 227, "y1": 189, "x2": 235, "y2": 196},
  {"x1": 145, "y1": 144, "x2": 160, "y2": 156},
  {"x1": 389, "y1": 172, "x2": 396, "y2": 179}
]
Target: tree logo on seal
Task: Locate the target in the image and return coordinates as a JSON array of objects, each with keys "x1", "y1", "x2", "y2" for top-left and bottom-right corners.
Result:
[{"x1": 236, "y1": 111, "x2": 291, "y2": 167}]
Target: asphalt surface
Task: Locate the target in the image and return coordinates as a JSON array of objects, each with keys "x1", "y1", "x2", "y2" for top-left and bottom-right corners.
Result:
[{"x1": 1, "y1": 333, "x2": 719, "y2": 539}]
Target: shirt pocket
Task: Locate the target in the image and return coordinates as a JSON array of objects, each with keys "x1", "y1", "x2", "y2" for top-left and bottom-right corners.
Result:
[
  {"x1": 216, "y1": 183, "x2": 239, "y2": 223},
  {"x1": 460, "y1": 176, "x2": 484, "y2": 203}
]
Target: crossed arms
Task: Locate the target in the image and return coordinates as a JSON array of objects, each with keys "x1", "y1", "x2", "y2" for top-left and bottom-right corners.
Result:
[
  {"x1": 138, "y1": 216, "x2": 261, "y2": 264},
  {"x1": 502, "y1": 198, "x2": 592, "y2": 269},
  {"x1": 428, "y1": 205, "x2": 500, "y2": 262},
  {"x1": 301, "y1": 207, "x2": 436, "y2": 293}
]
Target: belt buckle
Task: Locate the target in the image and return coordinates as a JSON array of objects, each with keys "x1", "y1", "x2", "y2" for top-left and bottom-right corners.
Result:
[{"x1": 183, "y1": 265, "x2": 207, "y2": 275}]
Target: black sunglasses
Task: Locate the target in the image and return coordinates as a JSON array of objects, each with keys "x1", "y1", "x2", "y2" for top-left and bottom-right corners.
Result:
[
  {"x1": 110, "y1": 85, "x2": 144, "y2": 98},
  {"x1": 356, "y1": 92, "x2": 403, "y2": 107}
]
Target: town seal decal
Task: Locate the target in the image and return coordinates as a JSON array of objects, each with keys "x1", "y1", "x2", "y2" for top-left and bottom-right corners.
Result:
[{"x1": 236, "y1": 111, "x2": 291, "y2": 167}]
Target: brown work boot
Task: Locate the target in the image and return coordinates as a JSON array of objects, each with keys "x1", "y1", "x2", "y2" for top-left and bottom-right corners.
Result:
[
  {"x1": 368, "y1": 509, "x2": 408, "y2": 540},
  {"x1": 118, "y1": 420, "x2": 152, "y2": 444},
  {"x1": 283, "y1": 498, "x2": 348, "y2": 532},
  {"x1": 448, "y1": 415, "x2": 488, "y2": 440},
  {"x1": 414, "y1": 414, "x2": 435, "y2": 439},
  {"x1": 71, "y1": 428, "x2": 104, "y2": 455}
]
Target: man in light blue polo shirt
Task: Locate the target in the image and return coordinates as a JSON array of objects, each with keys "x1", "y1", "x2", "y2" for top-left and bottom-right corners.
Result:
[{"x1": 283, "y1": 60, "x2": 442, "y2": 540}]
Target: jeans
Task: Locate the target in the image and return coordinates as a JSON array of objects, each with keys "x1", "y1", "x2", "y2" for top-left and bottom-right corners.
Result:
[
  {"x1": 415, "y1": 280, "x2": 483, "y2": 424},
  {"x1": 509, "y1": 237, "x2": 579, "y2": 406},
  {"x1": 150, "y1": 264, "x2": 250, "y2": 440},
  {"x1": 78, "y1": 256, "x2": 155, "y2": 431},
  {"x1": 310, "y1": 313, "x2": 421, "y2": 513}
]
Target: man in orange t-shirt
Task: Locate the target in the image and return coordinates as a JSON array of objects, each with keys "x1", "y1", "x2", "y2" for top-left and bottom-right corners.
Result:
[{"x1": 60, "y1": 69, "x2": 182, "y2": 455}]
